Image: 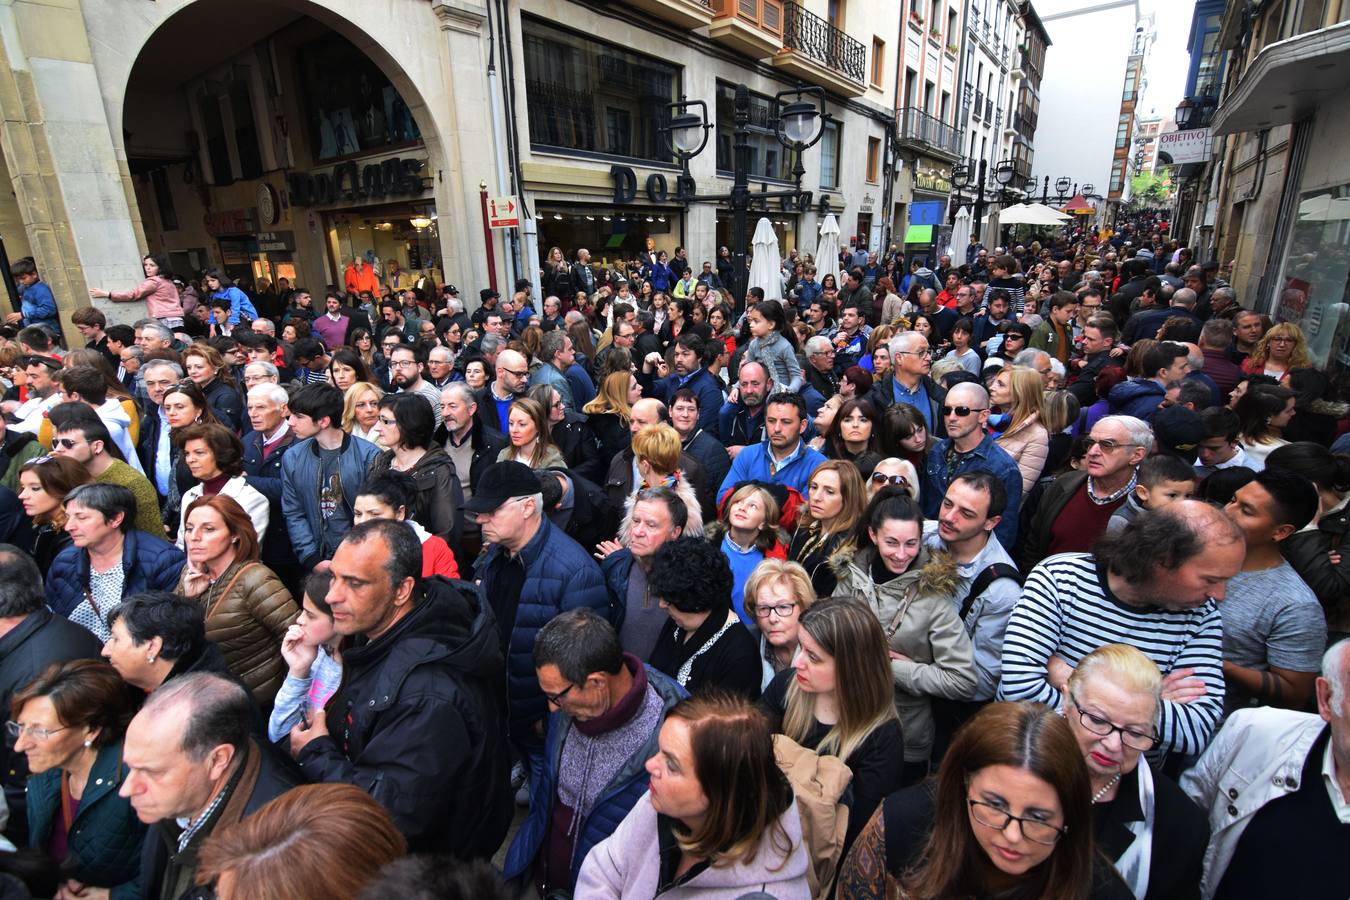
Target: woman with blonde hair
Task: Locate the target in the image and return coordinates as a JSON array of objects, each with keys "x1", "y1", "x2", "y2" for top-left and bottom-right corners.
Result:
[
  {"x1": 789, "y1": 460, "x2": 868, "y2": 596},
  {"x1": 1241, "y1": 321, "x2": 1310, "y2": 383},
  {"x1": 342, "y1": 381, "x2": 383, "y2": 443},
  {"x1": 498, "y1": 397, "x2": 566, "y2": 469},
  {"x1": 584, "y1": 370, "x2": 642, "y2": 464},
  {"x1": 631, "y1": 423, "x2": 704, "y2": 537},
  {"x1": 710, "y1": 482, "x2": 789, "y2": 625},
  {"x1": 1062, "y1": 644, "x2": 1208, "y2": 900},
  {"x1": 197, "y1": 783, "x2": 406, "y2": 900},
  {"x1": 760, "y1": 596, "x2": 905, "y2": 852},
  {"x1": 989, "y1": 365, "x2": 1050, "y2": 494},
  {"x1": 744, "y1": 559, "x2": 816, "y2": 689},
  {"x1": 577, "y1": 693, "x2": 809, "y2": 898}
]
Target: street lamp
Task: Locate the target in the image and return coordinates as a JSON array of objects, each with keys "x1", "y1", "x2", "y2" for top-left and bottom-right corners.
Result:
[
  {"x1": 1174, "y1": 98, "x2": 1194, "y2": 130},
  {"x1": 661, "y1": 85, "x2": 832, "y2": 310}
]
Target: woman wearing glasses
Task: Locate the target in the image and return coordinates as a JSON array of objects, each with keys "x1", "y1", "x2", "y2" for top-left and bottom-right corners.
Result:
[
  {"x1": 1240, "y1": 322, "x2": 1309, "y2": 384},
  {"x1": 838, "y1": 701, "x2": 1130, "y2": 900},
  {"x1": 1063, "y1": 645, "x2": 1208, "y2": 900},
  {"x1": 367, "y1": 393, "x2": 463, "y2": 547},
  {"x1": 743, "y1": 559, "x2": 816, "y2": 690},
  {"x1": 10, "y1": 660, "x2": 144, "y2": 900},
  {"x1": 789, "y1": 460, "x2": 868, "y2": 597}
]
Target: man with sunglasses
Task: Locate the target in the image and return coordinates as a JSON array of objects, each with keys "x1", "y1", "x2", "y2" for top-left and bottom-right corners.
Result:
[{"x1": 921, "y1": 382, "x2": 1022, "y2": 550}]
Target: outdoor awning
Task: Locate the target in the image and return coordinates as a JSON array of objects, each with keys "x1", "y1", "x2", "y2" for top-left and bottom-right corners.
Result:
[
  {"x1": 904, "y1": 224, "x2": 933, "y2": 244},
  {"x1": 1212, "y1": 20, "x2": 1350, "y2": 135}
]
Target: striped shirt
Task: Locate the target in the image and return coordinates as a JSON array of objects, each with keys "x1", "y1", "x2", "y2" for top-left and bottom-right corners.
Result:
[{"x1": 997, "y1": 552, "x2": 1224, "y2": 755}]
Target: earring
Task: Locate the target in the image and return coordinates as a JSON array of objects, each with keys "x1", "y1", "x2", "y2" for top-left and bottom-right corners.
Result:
[
  {"x1": 147, "y1": 655, "x2": 156, "y2": 663},
  {"x1": 83, "y1": 740, "x2": 92, "y2": 748}
]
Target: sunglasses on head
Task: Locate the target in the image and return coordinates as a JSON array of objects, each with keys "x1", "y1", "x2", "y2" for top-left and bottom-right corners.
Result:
[{"x1": 870, "y1": 472, "x2": 910, "y2": 487}]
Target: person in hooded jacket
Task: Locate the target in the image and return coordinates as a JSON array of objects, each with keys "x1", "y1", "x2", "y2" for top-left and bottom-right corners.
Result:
[
  {"x1": 366, "y1": 393, "x2": 464, "y2": 551},
  {"x1": 288, "y1": 520, "x2": 512, "y2": 859}
]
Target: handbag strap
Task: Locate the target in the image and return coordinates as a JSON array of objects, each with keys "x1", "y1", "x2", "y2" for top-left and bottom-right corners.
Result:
[{"x1": 206, "y1": 562, "x2": 261, "y2": 619}]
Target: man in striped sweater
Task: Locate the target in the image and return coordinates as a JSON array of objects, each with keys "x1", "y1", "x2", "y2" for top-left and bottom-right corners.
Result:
[{"x1": 998, "y1": 501, "x2": 1246, "y2": 756}]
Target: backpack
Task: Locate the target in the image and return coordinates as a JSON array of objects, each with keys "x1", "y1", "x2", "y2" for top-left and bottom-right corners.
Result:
[
  {"x1": 959, "y1": 562, "x2": 1022, "y2": 622},
  {"x1": 772, "y1": 734, "x2": 853, "y2": 900}
]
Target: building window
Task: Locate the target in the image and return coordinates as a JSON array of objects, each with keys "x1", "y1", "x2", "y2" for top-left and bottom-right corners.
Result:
[
  {"x1": 820, "y1": 120, "x2": 841, "y2": 189},
  {"x1": 522, "y1": 16, "x2": 679, "y2": 164},
  {"x1": 1109, "y1": 159, "x2": 1125, "y2": 194},
  {"x1": 1122, "y1": 66, "x2": 1138, "y2": 102},
  {"x1": 716, "y1": 82, "x2": 797, "y2": 181},
  {"x1": 871, "y1": 37, "x2": 885, "y2": 87},
  {"x1": 1115, "y1": 113, "x2": 1131, "y2": 149},
  {"x1": 947, "y1": 6, "x2": 958, "y2": 39},
  {"x1": 150, "y1": 168, "x2": 178, "y2": 232},
  {"x1": 296, "y1": 32, "x2": 423, "y2": 164},
  {"x1": 866, "y1": 137, "x2": 881, "y2": 183}
]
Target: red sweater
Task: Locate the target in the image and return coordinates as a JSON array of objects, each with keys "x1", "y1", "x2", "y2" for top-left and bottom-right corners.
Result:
[
  {"x1": 1047, "y1": 481, "x2": 1125, "y2": 556},
  {"x1": 421, "y1": 535, "x2": 461, "y2": 579}
]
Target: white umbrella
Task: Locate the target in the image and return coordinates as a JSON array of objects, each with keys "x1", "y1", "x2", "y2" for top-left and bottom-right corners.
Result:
[
  {"x1": 749, "y1": 217, "x2": 784, "y2": 302},
  {"x1": 815, "y1": 214, "x2": 842, "y2": 288},
  {"x1": 949, "y1": 206, "x2": 972, "y2": 258},
  {"x1": 998, "y1": 203, "x2": 1072, "y2": 226}
]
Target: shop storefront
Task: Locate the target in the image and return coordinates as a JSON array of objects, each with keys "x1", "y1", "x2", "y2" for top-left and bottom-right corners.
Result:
[
  {"x1": 906, "y1": 167, "x2": 953, "y2": 266},
  {"x1": 532, "y1": 202, "x2": 683, "y2": 270},
  {"x1": 716, "y1": 211, "x2": 800, "y2": 263}
]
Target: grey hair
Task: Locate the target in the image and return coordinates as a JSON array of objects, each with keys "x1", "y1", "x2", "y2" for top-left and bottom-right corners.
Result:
[
  {"x1": 428, "y1": 346, "x2": 453, "y2": 363},
  {"x1": 1211, "y1": 286, "x2": 1236, "y2": 305},
  {"x1": 540, "y1": 329, "x2": 568, "y2": 363},
  {"x1": 140, "y1": 673, "x2": 252, "y2": 761},
  {"x1": 480, "y1": 333, "x2": 505, "y2": 356},
  {"x1": 135, "y1": 320, "x2": 173, "y2": 343},
  {"x1": 251, "y1": 318, "x2": 276, "y2": 335},
  {"x1": 0, "y1": 544, "x2": 44, "y2": 618},
  {"x1": 889, "y1": 331, "x2": 928, "y2": 356},
  {"x1": 248, "y1": 383, "x2": 289, "y2": 406},
  {"x1": 245, "y1": 360, "x2": 279, "y2": 381},
  {"x1": 123, "y1": 347, "x2": 145, "y2": 362},
  {"x1": 443, "y1": 297, "x2": 464, "y2": 315},
  {"x1": 1171, "y1": 288, "x2": 1197, "y2": 309},
  {"x1": 441, "y1": 382, "x2": 477, "y2": 406},
  {"x1": 805, "y1": 335, "x2": 833, "y2": 355},
  {"x1": 142, "y1": 359, "x2": 184, "y2": 379},
  {"x1": 1098, "y1": 414, "x2": 1153, "y2": 449},
  {"x1": 1013, "y1": 349, "x2": 1050, "y2": 369},
  {"x1": 1324, "y1": 641, "x2": 1350, "y2": 709},
  {"x1": 564, "y1": 310, "x2": 586, "y2": 326},
  {"x1": 1049, "y1": 358, "x2": 1066, "y2": 379}
]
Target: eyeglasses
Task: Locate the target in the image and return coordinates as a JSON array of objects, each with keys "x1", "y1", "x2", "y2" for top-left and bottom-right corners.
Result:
[
  {"x1": 1268, "y1": 336, "x2": 1295, "y2": 344},
  {"x1": 5, "y1": 720, "x2": 69, "y2": 742},
  {"x1": 754, "y1": 602, "x2": 797, "y2": 619},
  {"x1": 896, "y1": 349, "x2": 933, "y2": 358},
  {"x1": 542, "y1": 683, "x2": 576, "y2": 705},
  {"x1": 377, "y1": 416, "x2": 398, "y2": 427},
  {"x1": 811, "y1": 349, "x2": 836, "y2": 357},
  {"x1": 391, "y1": 360, "x2": 420, "y2": 369},
  {"x1": 1082, "y1": 436, "x2": 1128, "y2": 452},
  {"x1": 502, "y1": 368, "x2": 528, "y2": 379},
  {"x1": 942, "y1": 406, "x2": 987, "y2": 417},
  {"x1": 967, "y1": 798, "x2": 1066, "y2": 845},
  {"x1": 1069, "y1": 691, "x2": 1158, "y2": 751},
  {"x1": 870, "y1": 472, "x2": 911, "y2": 488}
]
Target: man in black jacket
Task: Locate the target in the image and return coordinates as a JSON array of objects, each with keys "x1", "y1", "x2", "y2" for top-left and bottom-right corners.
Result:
[
  {"x1": 0, "y1": 546, "x2": 103, "y2": 844},
  {"x1": 126, "y1": 673, "x2": 300, "y2": 900},
  {"x1": 241, "y1": 383, "x2": 301, "y2": 595},
  {"x1": 288, "y1": 520, "x2": 512, "y2": 859},
  {"x1": 866, "y1": 331, "x2": 949, "y2": 438}
]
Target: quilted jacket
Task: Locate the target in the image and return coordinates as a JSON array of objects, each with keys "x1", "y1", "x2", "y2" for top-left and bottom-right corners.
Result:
[
  {"x1": 26, "y1": 741, "x2": 146, "y2": 900},
  {"x1": 177, "y1": 560, "x2": 299, "y2": 707},
  {"x1": 45, "y1": 530, "x2": 185, "y2": 619}
]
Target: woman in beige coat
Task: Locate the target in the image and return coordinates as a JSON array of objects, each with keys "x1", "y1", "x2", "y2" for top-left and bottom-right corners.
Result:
[
  {"x1": 990, "y1": 365, "x2": 1050, "y2": 495},
  {"x1": 177, "y1": 494, "x2": 299, "y2": 707},
  {"x1": 831, "y1": 488, "x2": 977, "y2": 784}
]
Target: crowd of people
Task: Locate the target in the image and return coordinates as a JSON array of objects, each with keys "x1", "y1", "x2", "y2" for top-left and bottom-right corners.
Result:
[{"x1": 0, "y1": 224, "x2": 1345, "y2": 899}]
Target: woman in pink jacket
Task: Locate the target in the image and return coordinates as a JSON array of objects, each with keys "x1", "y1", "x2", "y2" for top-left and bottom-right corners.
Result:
[{"x1": 89, "y1": 253, "x2": 184, "y2": 327}]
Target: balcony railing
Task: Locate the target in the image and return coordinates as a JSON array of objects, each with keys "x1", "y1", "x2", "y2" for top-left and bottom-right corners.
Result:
[
  {"x1": 896, "y1": 107, "x2": 962, "y2": 158},
  {"x1": 781, "y1": 1, "x2": 866, "y2": 83},
  {"x1": 985, "y1": 98, "x2": 993, "y2": 120},
  {"x1": 973, "y1": 90, "x2": 984, "y2": 120}
]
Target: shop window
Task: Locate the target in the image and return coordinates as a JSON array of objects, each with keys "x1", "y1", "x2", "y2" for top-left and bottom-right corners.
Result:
[
  {"x1": 1275, "y1": 185, "x2": 1350, "y2": 369},
  {"x1": 716, "y1": 82, "x2": 797, "y2": 181},
  {"x1": 296, "y1": 32, "x2": 422, "y2": 163},
  {"x1": 866, "y1": 137, "x2": 880, "y2": 184},
  {"x1": 522, "y1": 17, "x2": 678, "y2": 165},
  {"x1": 820, "y1": 120, "x2": 841, "y2": 189}
]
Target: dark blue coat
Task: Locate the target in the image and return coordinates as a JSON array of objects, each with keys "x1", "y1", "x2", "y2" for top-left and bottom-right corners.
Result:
[
  {"x1": 27, "y1": 741, "x2": 146, "y2": 899},
  {"x1": 502, "y1": 664, "x2": 685, "y2": 886},
  {"x1": 45, "y1": 531, "x2": 185, "y2": 618},
  {"x1": 1108, "y1": 377, "x2": 1167, "y2": 422},
  {"x1": 475, "y1": 517, "x2": 611, "y2": 730},
  {"x1": 241, "y1": 429, "x2": 299, "y2": 571}
]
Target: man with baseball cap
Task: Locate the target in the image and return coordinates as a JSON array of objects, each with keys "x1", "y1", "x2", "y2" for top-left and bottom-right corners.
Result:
[
  {"x1": 469, "y1": 462, "x2": 611, "y2": 791},
  {"x1": 472, "y1": 288, "x2": 500, "y2": 329}
]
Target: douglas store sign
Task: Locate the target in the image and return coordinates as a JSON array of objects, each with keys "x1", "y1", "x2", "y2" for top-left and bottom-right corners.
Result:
[{"x1": 287, "y1": 157, "x2": 429, "y2": 207}]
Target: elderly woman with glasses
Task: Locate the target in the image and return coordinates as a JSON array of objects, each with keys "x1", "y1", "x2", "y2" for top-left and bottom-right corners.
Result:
[{"x1": 1062, "y1": 644, "x2": 1209, "y2": 900}]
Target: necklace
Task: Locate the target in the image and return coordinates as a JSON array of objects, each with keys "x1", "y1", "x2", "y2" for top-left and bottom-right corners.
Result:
[
  {"x1": 1092, "y1": 772, "x2": 1122, "y2": 803},
  {"x1": 1087, "y1": 469, "x2": 1137, "y2": 506}
]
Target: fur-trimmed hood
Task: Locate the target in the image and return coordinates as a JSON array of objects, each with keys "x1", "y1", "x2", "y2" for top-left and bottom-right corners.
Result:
[
  {"x1": 828, "y1": 542, "x2": 961, "y2": 600},
  {"x1": 617, "y1": 472, "x2": 705, "y2": 543}
]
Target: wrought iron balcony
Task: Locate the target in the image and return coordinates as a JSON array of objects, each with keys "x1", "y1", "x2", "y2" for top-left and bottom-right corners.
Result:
[
  {"x1": 896, "y1": 107, "x2": 962, "y2": 160},
  {"x1": 985, "y1": 98, "x2": 993, "y2": 121},
  {"x1": 781, "y1": 1, "x2": 866, "y2": 84},
  {"x1": 973, "y1": 90, "x2": 984, "y2": 120}
]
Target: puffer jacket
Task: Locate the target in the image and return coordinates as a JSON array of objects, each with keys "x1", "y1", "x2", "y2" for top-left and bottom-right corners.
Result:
[
  {"x1": 296, "y1": 577, "x2": 512, "y2": 858},
  {"x1": 995, "y1": 413, "x2": 1050, "y2": 496},
  {"x1": 475, "y1": 516, "x2": 612, "y2": 731},
  {"x1": 45, "y1": 530, "x2": 186, "y2": 619},
  {"x1": 1108, "y1": 377, "x2": 1166, "y2": 422},
  {"x1": 504, "y1": 664, "x2": 686, "y2": 886},
  {"x1": 1281, "y1": 501, "x2": 1349, "y2": 633},
  {"x1": 178, "y1": 559, "x2": 298, "y2": 707},
  {"x1": 280, "y1": 432, "x2": 381, "y2": 569},
  {"x1": 830, "y1": 545, "x2": 977, "y2": 763},
  {"x1": 369, "y1": 446, "x2": 463, "y2": 548},
  {"x1": 200, "y1": 377, "x2": 244, "y2": 433},
  {"x1": 26, "y1": 741, "x2": 146, "y2": 900}
]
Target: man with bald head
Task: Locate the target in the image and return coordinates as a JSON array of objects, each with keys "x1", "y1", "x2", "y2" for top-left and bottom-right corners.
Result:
[
  {"x1": 1000, "y1": 500, "x2": 1246, "y2": 755},
  {"x1": 477, "y1": 348, "x2": 530, "y2": 433},
  {"x1": 921, "y1": 382, "x2": 1022, "y2": 549},
  {"x1": 1124, "y1": 285, "x2": 1204, "y2": 344}
]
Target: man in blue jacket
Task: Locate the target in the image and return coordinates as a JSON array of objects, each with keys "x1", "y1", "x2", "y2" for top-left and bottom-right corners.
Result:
[
  {"x1": 647, "y1": 334, "x2": 723, "y2": 441},
  {"x1": 6, "y1": 258, "x2": 61, "y2": 340},
  {"x1": 471, "y1": 464, "x2": 612, "y2": 786},
  {"x1": 504, "y1": 608, "x2": 685, "y2": 895},
  {"x1": 718, "y1": 392, "x2": 826, "y2": 502},
  {"x1": 280, "y1": 383, "x2": 380, "y2": 570},
  {"x1": 1108, "y1": 341, "x2": 1190, "y2": 423}
]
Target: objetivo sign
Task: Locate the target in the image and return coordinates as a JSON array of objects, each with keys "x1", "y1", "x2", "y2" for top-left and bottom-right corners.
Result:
[{"x1": 1156, "y1": 130, "x2": 1211, "y2": 166}]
